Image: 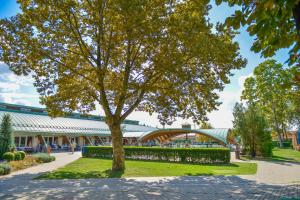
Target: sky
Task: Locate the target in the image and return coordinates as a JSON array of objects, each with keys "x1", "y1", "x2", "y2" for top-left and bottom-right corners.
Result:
[{"x1": 0, "y1": 0, "x2": 290, "y2": 129}]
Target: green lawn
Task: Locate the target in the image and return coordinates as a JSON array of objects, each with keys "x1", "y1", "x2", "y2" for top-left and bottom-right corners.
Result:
[
  {"x1": 272, "y1": 148, "x2": 300, "y2": 163},
  {"x1": 38, "y1": 158, "x2": 257, "y2": 179}
]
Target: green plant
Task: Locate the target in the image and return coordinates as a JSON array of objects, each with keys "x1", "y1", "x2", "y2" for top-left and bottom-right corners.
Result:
[
  {"x1": 0, "y1": 114, "x2": 14, "y2": 159},
  {"x1": 83, "y1": 146, "x2": 230, "y2": 164},
  {"x1": 3, "y1": 152, "x2": 15, "y2": 162},
  {"x1": 0, "y1": 163, "x2": 11, "y2": 175},
  {"x1": 18, "y1": 151, "x2": 26, "y2": 160},
  {"x1": 32, "y1": 153, "x2": 55, "y2": 163},
  {"x1": 14, "y1": 152, "x2": 22, "y2": 161}
]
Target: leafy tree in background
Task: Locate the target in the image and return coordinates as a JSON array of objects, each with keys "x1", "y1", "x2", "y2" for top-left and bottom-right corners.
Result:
[
  {"x1": 0, "y1": 114, "x2": 14, "y2": 158},
  {"x1": 232, "y1": 103, "x2": 272, "y2": 157},
  {"x1": 216, "y1": 0, "x2": 300, "y2": 73},
  {"x1": 200, "y1": 122, "x2": 214, "y2": 129},
  {"x1": 241, "y1": 60, "x2": 294, "y2": 147},
  {"x1": 0, "y1": 0, "x2": 246, "y2": 170}
]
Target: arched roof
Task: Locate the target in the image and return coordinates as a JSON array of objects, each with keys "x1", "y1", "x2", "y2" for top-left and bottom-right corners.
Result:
[
  {"x1": 0, "y1": 111, "x2": 156, "y2": 137},
  {"x1": 137, "y1": 128, "x2": 231, "y2": 145}
]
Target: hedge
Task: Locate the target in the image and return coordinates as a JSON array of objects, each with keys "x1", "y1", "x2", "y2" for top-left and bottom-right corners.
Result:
[
  {"x1": 272, "y1": 140, "x2": 292, "y2": 148},
  {"x1": 82, "y1": 146, "x2": 230, "y2": 164}
]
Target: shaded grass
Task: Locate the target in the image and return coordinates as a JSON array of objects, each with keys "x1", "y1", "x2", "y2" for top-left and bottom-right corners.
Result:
[
  {"x1": 272, "y1": 148, "x2": 300, "y2": 163},
  {"x1": 38, "y1": 158, "x2": 257, "y2": 179}
]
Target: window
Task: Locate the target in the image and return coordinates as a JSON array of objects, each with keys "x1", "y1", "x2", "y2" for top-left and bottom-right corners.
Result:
[
  {"x1": 20, "y1": 137, "x2": 26, "y2": 147},
  {"x1": 14, "y1": 137, "x2": 20, "y2": 147},
  {"x1": 27, "y1": 136, "x2": 33, "y2": 147}
]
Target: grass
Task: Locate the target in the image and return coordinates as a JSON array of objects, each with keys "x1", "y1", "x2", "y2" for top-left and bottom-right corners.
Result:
[
  {"x1": 38, "y1": 158, "x2": 257, "y2": 179},
  {"x1": 272, "y1": 148, "x2": 300, "y2": 163}
]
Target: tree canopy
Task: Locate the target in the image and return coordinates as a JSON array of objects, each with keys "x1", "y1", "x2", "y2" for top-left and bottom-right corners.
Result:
[
  {"x1": 241, "y1": 60, "x2": 295, "y2": 147},
  {"x1": 232, "y1": 103, "x2": 272, "y2": 157},
  {"x1": 216, "y1": 0, "x2": 300, "y2": 66},
  {"x1": 0, "y1": 0, "x2": 246, "y2": 170}
]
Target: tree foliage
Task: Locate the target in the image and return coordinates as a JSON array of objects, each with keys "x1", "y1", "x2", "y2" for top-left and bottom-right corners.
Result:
[
  {"x1": 0, "y1": 0, "x2": 246, "y2": 170},
  {"x1": 232, "y1": 103, "x2": 272, "y2": 157},
  {"x1": 0, "y1": 114, "x2": 14, "y2": 158},
  {"x1": 241, "y1": 60, "x2": 296, "y2": 147},
  {"x1": 216, "y1": 0, "x2": 300, "y2": 66}
]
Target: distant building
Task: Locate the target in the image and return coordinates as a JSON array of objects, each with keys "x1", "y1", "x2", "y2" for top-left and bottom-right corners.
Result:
[{"x1": 0, "y1": 102, "x2": 232, "y2": 152}]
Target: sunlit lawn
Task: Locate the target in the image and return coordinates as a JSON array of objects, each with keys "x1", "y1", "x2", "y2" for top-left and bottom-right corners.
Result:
[
  {"x1": 272, "y1": 148, "x2": 300, "y2": 163},
  {"x1": 38, "y1": 158, "x2": 257, "y2": 179}
]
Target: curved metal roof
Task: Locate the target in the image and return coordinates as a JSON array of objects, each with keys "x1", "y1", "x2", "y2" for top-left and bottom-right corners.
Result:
[
  {"x1": 0, "y1": 111, "x2": 230, "y2": 144},
  {"x1": 0, "y1": 111, "x2": 157, "y2": 136},
  {"x1": 137, "y1": 128, "x2": 230, "y2": 144}
]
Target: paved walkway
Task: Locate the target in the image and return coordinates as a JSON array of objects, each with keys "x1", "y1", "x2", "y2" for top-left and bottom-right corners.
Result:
[
  {"x1": 0, "y1": 152, "x2": 81, "y2": 179},
  {"x1": 0, "y1": 152, "x2": 300, "y2": 199}
]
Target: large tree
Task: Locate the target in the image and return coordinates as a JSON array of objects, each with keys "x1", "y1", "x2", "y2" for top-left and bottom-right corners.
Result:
[
  {"x1": 241, "y1": 60, "x2": 293, "y2": 147},
  {"x1": 0, "y1": 0, "x2": 245, "y2": 170},
  {"x1": 232, "y1": 103, "x2": 272, "y2": 157},
  {"x1": 216, "y1": 0, "x2": 300, "y2": 67}
]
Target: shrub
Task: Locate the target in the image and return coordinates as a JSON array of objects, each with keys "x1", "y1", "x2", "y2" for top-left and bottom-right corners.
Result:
[
  {"x1": 18, "y1": 151, "x2": 26, "y2": 160},
  {"x1": 272, "y1": 140, "x2": 292, "y2": 148},
  {"x1": 3, "y1": 152, "x2": 15, "y2": 162},
  {"x1": 83, "y1": 146, "x2": 230, "y2": 164},
  {"x1": 10, "y1": 156, "x2": 38, "y2": 171},
  {"x1": 14, "y1": 152, "x2": 22, "y2": 161},
  {"x1": 32, "y1": 153, "x2": 56, "y2": 163},
  {"x1": 0, "y1": 163, "x2": 11, "y2": 175}
]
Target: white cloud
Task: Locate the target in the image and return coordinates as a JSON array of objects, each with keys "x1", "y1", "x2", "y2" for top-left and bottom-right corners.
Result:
[
  {"x1": 238, "y1": 73, "x2": 253, "y2": 90},
  {"x1": 0, "y1": 82, "x2": 20, "y2": 92}
]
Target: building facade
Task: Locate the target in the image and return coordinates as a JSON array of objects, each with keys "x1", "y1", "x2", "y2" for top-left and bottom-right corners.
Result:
[{"x1": 0, "y1": 102, "x2": 232, "y2": 152}]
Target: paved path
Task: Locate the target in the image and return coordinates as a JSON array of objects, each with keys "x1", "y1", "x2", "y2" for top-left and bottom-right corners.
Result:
[
  {"x1": 0, "y1": 152, "x2": 81, "y2": 179},
  {"x1": 0, "y1": 152, "x2": 300, "y2": 199}
]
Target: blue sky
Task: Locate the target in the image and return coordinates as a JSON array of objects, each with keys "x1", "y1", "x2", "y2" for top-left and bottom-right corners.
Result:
[{"x1": 0, "y1": 0, "x2": 290, "y2": 128}]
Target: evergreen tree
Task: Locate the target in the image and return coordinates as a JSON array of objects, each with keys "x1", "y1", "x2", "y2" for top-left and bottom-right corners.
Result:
[{"x1": 0, "y1": 114, "x2": 14, "y2": 157}]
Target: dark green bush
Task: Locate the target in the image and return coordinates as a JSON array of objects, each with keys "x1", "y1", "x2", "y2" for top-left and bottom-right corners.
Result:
[
  {"x1": 0, "y1": 163, "x2": 11, "y2": 175},
  {"x1": 32, "y1": 153, "x2": 55, "y2": 163},
  {"x1": 83, "y1": 146, "x2": 230, "y2": 164},
  {"x1": 18, "y1": 151, "x2": 26, "y2": 160},
  {"x1": 272, "y1": 140, "x2": 292, "y2": 148},
  {"x1": 3, "y1": 152, "x2": 15, "y2": 162},
  {"x1": 14, "y1": 152, "x2": 22, "y2": 161}
]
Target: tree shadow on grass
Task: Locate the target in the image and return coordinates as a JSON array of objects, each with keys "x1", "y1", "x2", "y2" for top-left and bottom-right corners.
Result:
[
  {"x1": 36, "y1": 169, "x2": 124, "y2": 179},
  {"x1": 96, "y1": 157, "x2": 238, "y2": 167}
]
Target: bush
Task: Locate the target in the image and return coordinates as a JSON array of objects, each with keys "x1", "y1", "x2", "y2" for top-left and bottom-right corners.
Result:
[
  {"x1": 0, "y1": 163, "x2": 11, "y2": 175},
  {"x1": 32, "y1": 153, "x2": 56, "y2": 163},
  {"x1": 18, "y1": 151, "x2": 26, "y2": 160},
  {"x1": 3, "y1": 152, "x2": 15, "y2": 162},
  {"x1": 14, "y1": 152, "x2": 22, "y2": 161},
  {"x1": 83, "y1": 146, "x2": 230, "y2": 164},
  {"x1": 272, "y1": 140, "x2": 292, "y2": 148}
]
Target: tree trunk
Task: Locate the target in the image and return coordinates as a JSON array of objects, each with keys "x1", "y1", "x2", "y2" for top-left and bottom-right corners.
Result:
[
  {"x1": 272, "y1": 103, "x2": 283, "y2": 148},
  {"x1": 109, "y1": 122, "x2": 125, "y2": 171}
]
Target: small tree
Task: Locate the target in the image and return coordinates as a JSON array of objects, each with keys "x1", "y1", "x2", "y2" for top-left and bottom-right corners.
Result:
[
  {"x1": 232, "y1": 103, "x2": 272, "y2": 157},
  {"x1": 0, "y1": 114, "x2": 14, "y2": 158}
]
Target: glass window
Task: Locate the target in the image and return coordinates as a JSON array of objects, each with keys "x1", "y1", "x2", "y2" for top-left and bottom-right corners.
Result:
[
  {"x1": 20, "y1": 137, "x2": 26, "y2": 147},
  {"x1": 27, "y1": 136, "x2": 33, "y2": 147},
  {"x1": 14, "y1": 137, "x2": 20, "y2": 147}
]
